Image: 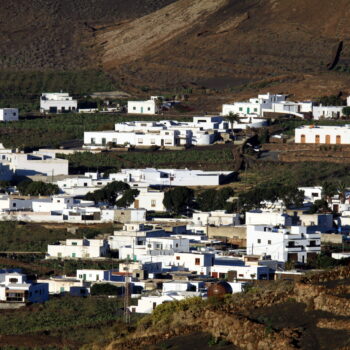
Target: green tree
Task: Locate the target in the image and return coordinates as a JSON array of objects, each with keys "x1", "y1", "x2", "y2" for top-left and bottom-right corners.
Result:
[
  {"x1": 342, "y1": 106, "x2": 350, "y2": 117},
  {"x1": 18, "y1": 181, "x2": 59, "y2": 196},
  {"x1": 163, "y1": 187, "x2": 194, "y2": 215},
  {"x1": 116, "y1": 189, "x2": 140, "y2": 207},
  {"x1": 85, "y1": 181, "x2": 130, "y2": 205}
]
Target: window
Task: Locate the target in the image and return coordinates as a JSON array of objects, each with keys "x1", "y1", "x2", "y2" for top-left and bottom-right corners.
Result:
[
  {"x1": 254, "y1": 108, "x2": 258, "y2": 112},
  {"x1": 195, "y1": 258, "x2": 200, "y2": 265},
  {"x1": 268, "y1": 240, "x2": 271, "y2": 245},
  {"x1": 133, "y1": 107, "x2": 136, "y2": 110},
  {"x1": 84, "y1": 183, "x2": 88, "y2": 187},
  {"x1": 147, "y1": 107, "x2": 151, "y2": 111},
  {"x1": 176, "y1": 256, "x2": 180, "y2": 260},
  {"x1": 138, "y1": 138, "x2": 143, "y2": 144},
  {"x1": 175, "y1": 243, "x2": 179, "y2": 248},
  {"x1": 151, "y1": 139, "x2": 156, "y2": 145},
  {"x1": 72, "y1": 242, "x2": 77, "y2": 246},
  {"x1": 257, "y1": 239, "x2": 261, "y2": 243},
  {"x1": 12, "y1": 203, "x2": 16, "y2": 208},
  {"x1": 239, "y1": 107, "x2": 243, "y2": 111},
  {"x1": 151, "y1": 200, "x2": 156, "y2": 207},
  {"x1": 91, "y1": 138, "x2": 95, "y2": 145}
]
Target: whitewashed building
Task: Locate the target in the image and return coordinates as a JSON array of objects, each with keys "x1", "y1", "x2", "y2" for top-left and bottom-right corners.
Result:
[
  {"x1": 127, "y1": 99, "x2": 159, "y2": 115},
  {"x1": 222, "y1": 93, "x2": 287, "y2": 116},
  {"x1": 295, "y1": 125, "x2": 350, "y2": 145},
  {"x1": 37, "y1": 276, "x2": 88, "y2": 295},
  {"x1": 40, "y1": 93, "x2": 78, "y2": 113},
  {"x1": 47, "y1": 238, "x2": 109, "y2": 259},
  {"x1": 130, "y1": 186, "x2": 165, "y2": 212},
  {"x1": 246, "y1": 225, "x2": 321, "y2": 263},
  {"x1": 118, "y1": 236, "x2": 190, "y2": 261},
  {"x1": 191, "y1": 211, "x2": 240, "y2": 227},
  {"x1": 0, "y1": 271, "x2": 48, "y2": 303},
  {"x1": 83, "y1": 117, "x2": 228, "y2": 149},
  {"x1": 0, "y1": 151, "x2": 69, "y2": 176},
  {"x1": 0, "y1": 108, "x2": 19, "y2": 122},
  {"x1": 211, "y1": 258, "x2": 270, "y2": 280},
  {"x1": 298, "y1": 187, "x2": 323, "y2": 203},
  {"x1": 109, "y1": 168, "x2": 234, "y2": 187},
  {"x1": 109, "y1": 223, "x2": 169, "y2": 251},
  {"x1": 245, "y1": 211, "x2": 292, "y2": 226},
  {"x1": 312, "y1": 106, "x2": 345, "y2": 120}
]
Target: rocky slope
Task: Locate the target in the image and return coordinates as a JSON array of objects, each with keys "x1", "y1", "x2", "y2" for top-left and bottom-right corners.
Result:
[
  {"x1": 100, "y1": 266, "x2": 350, "y2": 350},
  {"x1": 4, "y1": 0, "x2": 350, "y2": 101}
]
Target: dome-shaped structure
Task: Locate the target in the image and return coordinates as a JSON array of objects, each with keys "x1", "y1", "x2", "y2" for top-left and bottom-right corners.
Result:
[{"x1": 207, "y1": 281, "x2": 232, "y2": 298}]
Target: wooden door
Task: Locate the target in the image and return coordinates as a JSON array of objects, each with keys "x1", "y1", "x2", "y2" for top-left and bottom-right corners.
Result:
[
  {"x1": 336, "y1": 135, "x2": 341, "y2": 144},
  {"x1": 300, "y1": 134, "x2": 306, "y2": 143},
  {"x1": 325, "y1": 135, "x2": 331, "y2": 144},
  {"x1": 315, "y1": 135, "x2": 320, "y2": 144}
]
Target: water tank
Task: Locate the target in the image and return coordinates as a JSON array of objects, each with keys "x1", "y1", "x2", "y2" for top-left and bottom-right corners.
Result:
[{"x1": 207, "y1": 281, "x2": 232, "y2": 298}]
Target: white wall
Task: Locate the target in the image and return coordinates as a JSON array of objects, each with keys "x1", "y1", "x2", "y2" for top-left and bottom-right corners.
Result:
[
  {"x1": 127, "y1": 100, "x2": 158, "y2": 115},
  {"x1": 295, "y1": 125, "x2": 350, "y2": 144}
]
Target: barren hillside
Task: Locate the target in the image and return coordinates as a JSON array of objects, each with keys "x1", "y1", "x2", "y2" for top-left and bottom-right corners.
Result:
[
  {"x1": 3, "y1": 0, "x2": 350, "y2": 101},
  {"x1": 94, "y1": 0, "x2": 350, "y2": 100}
]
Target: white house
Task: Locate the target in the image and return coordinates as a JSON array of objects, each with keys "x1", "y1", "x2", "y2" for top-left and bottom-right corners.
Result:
[
  {"x1": 76, "y1": 269, "x2": 110, "y2": 282},
  {"x1": 0, "y1": 151, "x2": 69, "y2": 176},
  {"x1": 0, "y1": 108, "x2": 19, "y2": 122},
  {"x1": 56, "y1": 174, "x2": 111, "y2": 196},
  {"x1": 312, "y1": 106, "x2": 345, "y2": 120},
  {"x1": 0, "y1": 271, "x2": 48, "y2": 303},
  {"x1": 295, "y1": 125, "x2": 350, "y2": 145},
  {"x1": 37, "y1": 276, "x2": 88, "y2": 296},
  {"x1": 83, "y1": 117, "x2": 228, "y2": 149},
  {"x1": 40, "y1": 93, "x2": 78, "y2": 114},
  {"x1": 127, "y1": 99, "x2": 159, "y2": 115},
  {"x1": 246, "y1": 225, "x2": 321, "y2": 263},
  {"x1": 109, "y1": 223, "x2": 169, "y2": 251},
  {"x1": 129, "y1": 186, "x2": 165, "y2": 212},
  {"x1": 170, "y1": 252, "x2": 215, "y2": 275},
  {"x1": 191, "y1": 211, "x2": 240, "y2": 227},
  {"x1": 222, "y1": 93, "x2": 287, "y2": 116},
  {"x1": 211, "y1": 258, "x2": 270, "y2": 280},
  {"x1": 109, "y1": 168, "x2": 235, "y2": 187},
  {"x1": 47, "y1": 238, "x2": 109, "y2": 259},
  {"x1": 129, "y1": 280, "x2": 206, "y2": 313},
  {"x1": 298, "y1": 187, "x2": 323, "y2": 203},
  {"x1": 245, "y1": 210, "x2": 292, "y2": 226},
  {"x1": 118, "y1": 237, "x2": 190, "y2": 261}
]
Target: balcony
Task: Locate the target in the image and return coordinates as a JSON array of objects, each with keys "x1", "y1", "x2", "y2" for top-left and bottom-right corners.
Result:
[
  {"x1": 305, "y1": 245, "x2": 321, "y2": 252},
  {"x1": 285, "y1": 245, "x2": 303, "y2": 252}
]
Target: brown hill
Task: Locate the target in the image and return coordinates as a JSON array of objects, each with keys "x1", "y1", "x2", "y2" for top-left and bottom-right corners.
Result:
[
  {"x1": 94, "y1": 0, "x2": 350, "y2": 100},
  {"x1": 3, "y1": 0, "x2": 350, "y2": 103}
]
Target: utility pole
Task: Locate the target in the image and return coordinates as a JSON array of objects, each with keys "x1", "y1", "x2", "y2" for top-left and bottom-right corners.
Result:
[{"x1": 123, "y1": 256, "x2": 131, "y2": 324}]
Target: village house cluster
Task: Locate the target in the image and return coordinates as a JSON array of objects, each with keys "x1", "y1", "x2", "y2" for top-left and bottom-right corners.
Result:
[{"x1": 2, "y1": 90, "x2": 350, "y2": 314}]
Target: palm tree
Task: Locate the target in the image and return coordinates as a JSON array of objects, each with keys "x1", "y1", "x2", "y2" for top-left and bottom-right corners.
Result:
[
  {"x1": 225, "y1": 112, "x2": 241, "y2": 135},
  {"x1": 337, "y1": 181, "x2": 347, "y2": 204}
]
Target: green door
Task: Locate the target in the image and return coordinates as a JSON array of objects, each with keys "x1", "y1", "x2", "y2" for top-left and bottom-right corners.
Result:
[
  {"x1": 141, "y1": 107, "x2": 144, "y2": 113},
  {"x1": 83, "y1": 274, "x2": 86, "y2": 281},
  {"x1": 247, "y1": 107, "x2": 250, "y2": 114},
  {"x1": 72, "y1": 253, "x2": 76, "y2": 258}
]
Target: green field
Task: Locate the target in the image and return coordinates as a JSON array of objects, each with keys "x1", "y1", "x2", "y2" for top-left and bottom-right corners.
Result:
[
  {"x1": 0, "y1": 70, "x2": 118, "y2": 112},
  {"x1": 60, "y1": 146, "x2": 235, "y2": 174},
  {"x1": 0, "y1": 113, "x2": 173, "y2": 149},
  {"x1": 0, "y1": 296, "x2": 139, "y2": 350}
]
